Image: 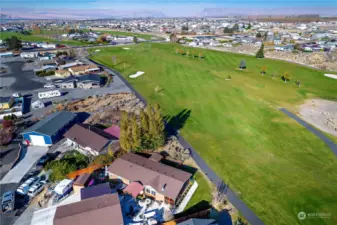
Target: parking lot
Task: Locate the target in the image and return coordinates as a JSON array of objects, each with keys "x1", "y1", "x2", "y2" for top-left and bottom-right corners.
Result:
[{"x1": 0, "y1": 60, "x2": 47, "y2": 96}]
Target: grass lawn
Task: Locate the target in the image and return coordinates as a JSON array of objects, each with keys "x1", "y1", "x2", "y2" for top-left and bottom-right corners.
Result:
[
  {"x1": 0, "y1": 32, "x2": 90, "y2": 46},
  {"x1": 91, "y1": 29, "x2": 164, "y2": 40},
  {"x1": 185, "y1": 171, "x2": 212, "y2": 210},
  {"x1": 90, "y1": 43, "x2": 337, "y2": 225}
]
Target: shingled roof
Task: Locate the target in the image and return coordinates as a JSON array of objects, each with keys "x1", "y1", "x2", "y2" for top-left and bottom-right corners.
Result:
[
  {"x1": 22, "y1": 111, "x2": 77, "y2": 136},
  {"x1": 108, "y1": 153, "x2": 192, "y2": 201},
  {"x1": 64, "y1": 124, "x2": 113, "y2": 153},
  {"x1": 54, "y1": 194, "x2": 123, "y2": 225}
]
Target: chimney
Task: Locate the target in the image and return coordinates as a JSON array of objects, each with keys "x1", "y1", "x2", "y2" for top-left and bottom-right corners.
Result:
[{"x1": 162, "y1": 183, "x2": 167, "y2": 192}]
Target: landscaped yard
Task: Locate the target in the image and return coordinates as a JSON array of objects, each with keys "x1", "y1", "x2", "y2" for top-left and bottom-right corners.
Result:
[{"x1": 89, "y1": 43, "x2": 337, "y2": 225}]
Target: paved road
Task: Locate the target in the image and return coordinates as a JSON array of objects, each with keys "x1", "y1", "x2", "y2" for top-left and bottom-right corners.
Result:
[
  {"x1": 279, "y1": 108, "x2": 337, "y2": 157},
  {"x1": 89, "y1": 58, "x2": 265, "y2": 225}
]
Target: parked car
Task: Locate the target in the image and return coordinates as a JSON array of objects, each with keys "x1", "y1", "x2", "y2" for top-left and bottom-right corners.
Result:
[
  {"x1": 22, "y1": 170, "x2": 40, "y2": 182},
  {"x1": 27, "y1": 181, "x2": 45, "y2": 197},
  {"x1": 43, "y1": 84, "x2": 56, "y2": 88},
  {"x1": 36, "y1": 154, "x2": 50, "y2": 167},
  {"x1": 16, "y1": 176, "x2": 40, "y2": 195},
  {"x1": 12, "y1": 93, "x2": 21, "y2": 97},
  {"x1": 1, "y1": 191, "x2": 15, "y2": 213}
]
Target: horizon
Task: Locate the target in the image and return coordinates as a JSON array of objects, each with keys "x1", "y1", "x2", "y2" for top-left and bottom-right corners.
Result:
[{"x1": 1, "y1": 0, "x2": 337, "y2": 19}]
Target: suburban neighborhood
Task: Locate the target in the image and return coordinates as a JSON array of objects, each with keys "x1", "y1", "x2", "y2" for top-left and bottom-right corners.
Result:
[{"x1": 1, "y1": 4, "x2": 337, "y2": 225}]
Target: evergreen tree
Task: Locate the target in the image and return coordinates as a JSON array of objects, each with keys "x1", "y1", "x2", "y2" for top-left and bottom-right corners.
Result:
[
  {"x1": 119, "y1": 112, "x2": 129, "y2": 151},
  {"x1": 152, "y1": 104, "x2": 165, "y2": 148},
  {"x1": 247, "y1": 23, "x2": 252, "y2": 29},
  {"x1": 239, "y1": 60, "x2": 246, "y2": 69},
  {"x1": 256, "y1": 43, "x2": 265, "y2": 58},
  {"x1": 131, "y1": 114, "x2": 141, "y2": 151}
]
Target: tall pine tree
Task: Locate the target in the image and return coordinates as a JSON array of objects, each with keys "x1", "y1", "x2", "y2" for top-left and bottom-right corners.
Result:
[
  {"x1": 256, "y1": 43, "x2": 265, "y2": 58},
  {"x1": 119, "y1": 112, "x2": 129, "y2": 151},
  {"x1": 131, "y1": 114, "x2": 141, "y2": 151}
]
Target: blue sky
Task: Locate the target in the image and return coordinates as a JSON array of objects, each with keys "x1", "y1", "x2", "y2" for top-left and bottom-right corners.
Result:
[{"x1": 1, "y1": 0, "x2": 337, "y2": 17}]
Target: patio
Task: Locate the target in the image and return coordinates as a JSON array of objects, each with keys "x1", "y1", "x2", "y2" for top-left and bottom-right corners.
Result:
[{"x1": 120, "y1": 194, "x2": 173, "y2": 225}]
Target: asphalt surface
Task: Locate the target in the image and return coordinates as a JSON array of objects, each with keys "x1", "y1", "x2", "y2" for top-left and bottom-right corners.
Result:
[
  {"x1": 0, "y1": 61, "x2": 46, "y2": 95},
  {"x1": 90, "y1": 58, "x2": 265, "y2": 225},
  {"x1": 0, "y1": 144, "x2": 21, "y2": 181},
  {"x1": 280, "y1": 108, "x2": 337, "y2": 157}
]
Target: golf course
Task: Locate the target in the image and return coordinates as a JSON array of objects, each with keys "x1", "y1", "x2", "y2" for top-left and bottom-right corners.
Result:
[{"x1": 90, "y1": 43, "x2": 337, "y2": 225}]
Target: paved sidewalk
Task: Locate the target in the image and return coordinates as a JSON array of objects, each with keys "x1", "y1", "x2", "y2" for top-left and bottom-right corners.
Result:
[
  {"x1": 89, "y1": 58, "x2": 265, "y2": 225},
  {"x1": 280, "y1": 108, "x2": 337, "y2": 157}
]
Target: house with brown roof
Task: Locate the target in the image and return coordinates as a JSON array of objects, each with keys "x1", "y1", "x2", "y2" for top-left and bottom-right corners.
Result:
[
  {"x1": 53, "y1": 194, "x2": 123, "y2": 225},
  {"x1": 108, "y1": 153, "x2": 193, "y2": 206},
  {"x1": 68, "y1": 64, "x2": 100, "y2": 75},
  {"x1": 55, "y1": 69, "x2": 71, "y2": 78},
  {"x1": 64, "y1": 124, "x2": 118, "y2": 156}
]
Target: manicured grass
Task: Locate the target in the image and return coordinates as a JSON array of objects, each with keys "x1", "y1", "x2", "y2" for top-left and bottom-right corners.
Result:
[
  {"x1": 0, "y1": 32, "x2": 89, "y2": 46},
  {"x1": 185, "y1": 171, "x2": 212, "y2": 210},
  {"x1": 90, "y1": 43, "x2": 337, "y2": 225}
]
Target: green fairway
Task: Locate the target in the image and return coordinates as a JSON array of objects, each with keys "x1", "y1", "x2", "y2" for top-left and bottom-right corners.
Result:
[
  {"x1": 0, "y1": 32, "x2": 90, "y2": 46},
  {"x1": 90, "y1": 43, "x2": 337, "y2": 225}
]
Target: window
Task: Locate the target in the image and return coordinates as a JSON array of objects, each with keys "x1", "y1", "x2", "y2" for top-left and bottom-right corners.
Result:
[
  {"x1": 151, "y1": 191, "x2": 156, "y2": 195},
  {"x1": 145, "y1": 188, "x2": 151, "y2": 194}
]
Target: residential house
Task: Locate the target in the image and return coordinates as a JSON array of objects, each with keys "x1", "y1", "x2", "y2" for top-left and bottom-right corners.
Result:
[
  {"x1": 76, "y1": 74, "x2": 103, "y2": 89},
  {"x1": 0, "y1": 97, "x2": 14, "y2": 110},
  {"x1": 108, "y1": 153, "x2": 193, "y2": 206},
  {"x1": 64, "y1": 124, "x2": 117, "y2": 156},
  {"x1": 59, "y1": 61, "x2": 83, "y2": 70},
  {"x1": 53, "y1": 194, "x2": 123, "y2": 225},
  {"x1": 80, "y1": 182, "x2": 111, "y2": 200},
  {"x1": 68, "y1": 64, "x2": 100, "y2": 75},
  {"x1": 274, "y1": 45, "x2": 294, "y2": 52},
  {"x1": 20, "y1": 52, "x2": 38, "y2": 58},
  {"x1": 73, "y1": 173, "x2": 91, "y2": 193},
  {"x1": 22, "y1": 111, "x2": 77, "y2": 146},
  {"x1": 55, "y1": 69, "x2": 71, "y2": 78}
]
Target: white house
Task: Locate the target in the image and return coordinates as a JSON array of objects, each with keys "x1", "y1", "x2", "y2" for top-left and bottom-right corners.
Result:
[{"x1": 20, "y1": 52, "x2": 38, "y2": 58}]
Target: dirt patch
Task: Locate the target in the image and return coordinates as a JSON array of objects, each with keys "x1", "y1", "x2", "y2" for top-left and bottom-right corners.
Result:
[
  {"x1": 56, "y1": 92, "x2": 144, "y2": 113},
  {"x1": 299, "y1": 99, "x2": 337, "y2": 137}
]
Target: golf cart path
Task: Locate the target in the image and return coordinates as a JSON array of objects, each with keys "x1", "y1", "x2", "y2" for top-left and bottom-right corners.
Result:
[
  {"x1": 89, "y1": 58, "x2": 265, "y2": 225},
  {"x1": 279, "y1": 108, "x2": 337, "y2": 157}
]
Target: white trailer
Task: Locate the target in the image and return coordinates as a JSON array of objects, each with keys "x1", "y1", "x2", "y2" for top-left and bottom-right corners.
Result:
[{"x1": 38, "y1": 90, "x2": 61, "y2": 99}]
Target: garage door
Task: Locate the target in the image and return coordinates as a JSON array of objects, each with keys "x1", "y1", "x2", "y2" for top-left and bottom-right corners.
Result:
[{"x1": 30, "y1": 135, "x2": 47, "y2": 146}]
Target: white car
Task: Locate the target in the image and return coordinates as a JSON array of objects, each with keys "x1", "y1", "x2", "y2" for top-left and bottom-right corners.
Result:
[
  {"x1": 16, "y1": 177, "x2": 40, "y2": 195},
  {"x1": 27, "y1": 181, "x2": 45, "y2": 197},
  {"x1": 12, "y1": 93, "x2": 21, "y2": 97},
  {"x1": 43, "y1": 84, "x2": 56, "y2": 88}
]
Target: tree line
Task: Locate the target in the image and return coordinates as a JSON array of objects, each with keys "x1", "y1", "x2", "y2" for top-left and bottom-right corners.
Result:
[
  {"x1": 175, "y1": 48, "x2": 204, "y2": 59},
  {"x1": 120, "y1": 104, "x2": 165, "y2": 152}
]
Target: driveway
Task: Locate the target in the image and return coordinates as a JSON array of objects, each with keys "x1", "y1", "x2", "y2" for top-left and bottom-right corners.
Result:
[{"x1": 0, "y1": 146, "x2": 48, "y2": 184}]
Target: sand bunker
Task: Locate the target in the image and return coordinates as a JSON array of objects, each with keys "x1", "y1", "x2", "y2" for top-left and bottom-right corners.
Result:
[
  {"x1": 324, "y1": 74, "x2": 337, "y2": 79},
  {"x1": 299, "y1": 99, "x2": 337, "y2": 137},
  {"x1": 129, "y1": 71, "x2": 145, "y2": 78},
  {"x1": 123, "y1": 48, "x2": 130, "y2": 50}
]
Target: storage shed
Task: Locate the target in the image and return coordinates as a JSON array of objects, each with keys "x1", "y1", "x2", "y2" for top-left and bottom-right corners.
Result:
[{"x1": 22, "y1": 111, "x2": 77, "y2": 146}]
